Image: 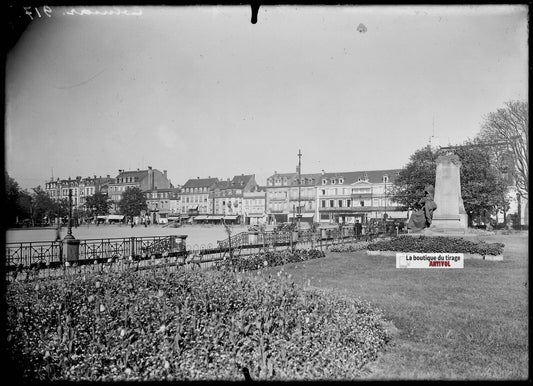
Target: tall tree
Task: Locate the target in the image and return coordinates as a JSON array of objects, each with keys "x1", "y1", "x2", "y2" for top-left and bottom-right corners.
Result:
[
  {"x1": 391, "y1": 144, "x2": 509, "y2": 225},
  {"x1": 118, "y1": 187, "x2": 147, "y2": 219},
  {"x1": 5, "y1": 172, "x2": 21, "y2": 226},
  {"x1": 31, "y1": 186, "x2": 56, "y2": 226},
  {"x1": 85, "y1": 192, "x2": 112, "y2": 217},
  {"x1": 478, "y1": 100, "x2": 528, "y2": 200}
]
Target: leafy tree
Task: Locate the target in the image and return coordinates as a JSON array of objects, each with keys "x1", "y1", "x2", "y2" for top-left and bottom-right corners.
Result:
[
  {"x1": 85, "y1": 192, "x2": 111, "y2": 217},
  {"x1": 31, "y1": 186, "x2": 56, "y2": 226},
  {"x1": 391, "y1": 146, "x2": 436, "y2": 209},
  {"x1": 16, "y1": 190, "x2": 33, "y2": 223},
  {"x1": 478, "y1": 100, "x2": 528, "y2": 200},
  {"x1": 391, "y1": 143, "x2": 509, "y2": 226},
  {"x1": 5, "y1": 172, "x2": 21, "y2": 226},
  {"x1": 118, "y1": 187, "x2": 147, "y2": 218}
]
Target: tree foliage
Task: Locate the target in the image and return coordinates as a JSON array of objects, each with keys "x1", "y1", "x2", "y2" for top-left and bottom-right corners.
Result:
[
  {"x1": 391, "y1": 144, "x2": 509, "y2": 223},
  {"x1": 85, "y1": 192, "x2": 111, "y2": 217},
  {"x1": 477, "y1": 100, "x2": 528, "y2": 200},
  {"x1": 118, "y1": 187, "x2": 147, "y2": 218}
]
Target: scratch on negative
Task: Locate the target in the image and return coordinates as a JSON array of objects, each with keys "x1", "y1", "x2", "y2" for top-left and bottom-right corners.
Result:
[{"x1": 55, "y1": 69, "x2": 106, "y2": 89}]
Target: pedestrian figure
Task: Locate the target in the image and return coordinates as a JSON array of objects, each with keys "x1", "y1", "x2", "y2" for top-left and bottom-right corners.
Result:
[{"x1": 55, "y1": 225, "x2": 62, "y2": 242}]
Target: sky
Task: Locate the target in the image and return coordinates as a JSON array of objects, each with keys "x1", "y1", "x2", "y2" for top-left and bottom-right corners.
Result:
[{"x1": 5, "y1": 5, "x2": 528, "y2": 190}]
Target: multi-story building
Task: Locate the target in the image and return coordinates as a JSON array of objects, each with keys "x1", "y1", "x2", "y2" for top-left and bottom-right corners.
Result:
[
  {"x1": 180, "y1": 177, "x2": 219, "y2": 217},
  {"x1": 45, "y1": 175, "x2": 114, "y2": 211},
  {"x1": 316, "y1": 169, "x2": 407, "y2": 224},
  {"x1": 206, "y1": 174, "x2": 258, "y2": 224},
  {"x1": 144, "y1": 187, "x2": 180, "y2": 224},
  {"x1": 243, "y1": 187, "x2": 267, "y2": 225},
  {"x1": 265, "y1": 171, "x2": 321, "y2": 224},
  {"x1": 108, "y1": 166, "x2": 172, "y2": 213}
]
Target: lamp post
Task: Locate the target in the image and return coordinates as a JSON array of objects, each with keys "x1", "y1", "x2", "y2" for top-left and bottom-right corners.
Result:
[{"x1": 64, "y1": 189, "x2": 74, "y2": 240}]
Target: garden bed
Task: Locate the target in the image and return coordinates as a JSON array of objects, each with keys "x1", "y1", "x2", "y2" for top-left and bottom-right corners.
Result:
[
  {"x1": 366, "y1": 235, "x2": 504, "y2": 260},
  {"x1": 6, "y1": 254, "x2": 389, "y2": 381}
]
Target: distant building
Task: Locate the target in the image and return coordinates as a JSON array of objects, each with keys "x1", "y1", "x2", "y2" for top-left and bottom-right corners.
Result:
[
  {"x1": 45, "y1": 175, "x2": 114, "y2": 212},
  {"x1": 180, "y1": 177, "x2": 219, "y2": 217},
  {"x1": 108, "y1": 166, "x2": 172, "y2": 213},
  {"x1": 317, "y1": 169, "x2": 406, "y2": 224},
  {"x1": 144, "y1": 187, "x2": 180, "y2": 224},
  {"x1": 243, "y1": 187, "x2": 267, "y2": 225},
  {"x1": 265, "y1": 171, "x2": 321, "y2": 224},
  {"x1": 207, "y1": 174, "x2": 258, "y2": 224}
]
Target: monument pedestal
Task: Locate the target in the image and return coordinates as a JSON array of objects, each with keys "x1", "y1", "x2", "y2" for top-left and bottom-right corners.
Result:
[{"x1": 429, "y1": 153, "x2": 468, "y2": 234}]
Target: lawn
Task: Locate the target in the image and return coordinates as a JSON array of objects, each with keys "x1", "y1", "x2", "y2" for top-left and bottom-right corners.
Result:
[{"x1": 263, "y1": 233, "x2": 529, "y2": 380}]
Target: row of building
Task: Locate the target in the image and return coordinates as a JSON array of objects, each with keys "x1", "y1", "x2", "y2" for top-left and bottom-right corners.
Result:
[{"x1": 44, "y1": 166, "x2": 407, "y2": 225}]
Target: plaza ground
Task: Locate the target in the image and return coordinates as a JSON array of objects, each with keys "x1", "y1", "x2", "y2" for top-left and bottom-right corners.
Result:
[
  {"x1": 262, "y1": 232, "x2": 528, "y2": 380},
  {"x1": 5, "y1": 224, "x2": 253, "y2": 248}
]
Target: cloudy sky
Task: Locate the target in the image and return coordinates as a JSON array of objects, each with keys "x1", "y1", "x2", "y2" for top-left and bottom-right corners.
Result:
[{"x1": 5, "y1": 5, "x2": 528, "y2": 189}]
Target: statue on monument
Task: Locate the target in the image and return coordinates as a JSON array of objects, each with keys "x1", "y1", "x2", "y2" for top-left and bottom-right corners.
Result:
[{"x1": 407, "y1": 185, "x2": 437, "y2": 231}]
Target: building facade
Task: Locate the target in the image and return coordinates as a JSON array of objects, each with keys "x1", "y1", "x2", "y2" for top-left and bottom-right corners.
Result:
[
  {"x1": 45, "y1": 175, "x2": 114, "y2": 212},
  {"x1": 265, "y1": 171, "x2": 321, "y2": 224},
  {"x1": 243, "y1": 187, "x2": 267, "y2": 225},
  {"x1": 180, "y1": 177, "x2": 219, "y2": 217},
  {"x1": 316, "y1": 169, "x2": 407, "y2": 224},
  {"x1": 206, "y1": 174, "x2": 259, "y2": 223},
  {"x1": 144, "y1": 187, "x2": 180, "y2": 224},
  {"x1": 108, "y1": 166, "x2": 172, "y2": 213}
]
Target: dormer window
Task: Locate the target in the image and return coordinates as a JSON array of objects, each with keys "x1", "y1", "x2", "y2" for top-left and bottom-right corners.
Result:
[
  {"x1": 339, "y1": 178, "x2": 344, "y2": 184},
  {"x1": 331, "y1": 179, "x2": 336, "y2": 185},
  {"x1": 322, "y1": 179, "x2": 327, "y2": 185},
  {"x1": 358, "y1": 178, "x2": 362, "y2": 182},
  {"x1": 383, "y1": 175, "x2": 389, "y2": 183}
]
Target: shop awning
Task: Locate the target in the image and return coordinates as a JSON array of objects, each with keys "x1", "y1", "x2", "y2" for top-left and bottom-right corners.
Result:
[
  {"x1": 195, "y1": 215, "x2": 208, "y2": 220},
  {"x1": 207, "y1": 216, "x2": 223, "y2": 220},
  {"x1": 224, "y1": 215, "x2": 239, "y2": 220},
  {"x1": 107, "y1": 215, "x2": 125, "y2": 220},
  {"x1": 288, "y1": 213, "x2": 315, "y2": 219},
  {"x1": 247, "y1": 214, "x2": 265, "y2": 217}
]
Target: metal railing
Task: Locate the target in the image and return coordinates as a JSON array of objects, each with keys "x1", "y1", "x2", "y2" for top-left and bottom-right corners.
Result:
[{"x1": 5, "y1": 235, "x2": 187, "y2": 271}]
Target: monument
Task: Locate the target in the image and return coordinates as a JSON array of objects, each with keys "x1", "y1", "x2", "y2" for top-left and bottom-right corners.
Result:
[{"x1": 429, "y1": 153, "x2": 468, "y2": 234}]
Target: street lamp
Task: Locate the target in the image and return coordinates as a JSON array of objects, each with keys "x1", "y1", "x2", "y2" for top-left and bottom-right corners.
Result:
[{"x1": 64, "y1": 189, "x2": 74, "y2": 240}]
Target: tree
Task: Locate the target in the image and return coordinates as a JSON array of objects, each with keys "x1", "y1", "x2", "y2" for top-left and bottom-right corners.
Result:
[
  {"x1": 85, "y1": 192, "x2": 111, "y2": 218},
  {"x1": 478, "y1": 100, "x2": 528, "y2": 200},
  {"x1": 391, "y1": 146, "x2": 436, "y2": 209},
  {"x1": 5, "y1": 172, "x2": 21, "y2": 226},
  {"x1": 391, "y1": 143, "x2": 509, "y2": 226},
  {"x1": 31, "y1": 186, "x2": 56, "y2": 226},
  {"x1": 118, "y1": 187, "x2": 147, "y2": 219}
]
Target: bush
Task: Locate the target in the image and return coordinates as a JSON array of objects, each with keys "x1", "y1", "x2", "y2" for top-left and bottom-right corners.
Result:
[
  {"x1": 367, "y1": 236, "x2": 504, "y2": 256},
  {"x1": 218, "y1": 249, "x2": 325, "y2": 272},
  {"x1": 6, "y1": 269, "x2": 388, "y2": 381}
]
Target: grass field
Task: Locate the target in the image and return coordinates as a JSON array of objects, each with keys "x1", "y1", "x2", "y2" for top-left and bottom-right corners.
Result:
[{"x1": 262, "y1": 233, "x2": 528, "y2": 380}]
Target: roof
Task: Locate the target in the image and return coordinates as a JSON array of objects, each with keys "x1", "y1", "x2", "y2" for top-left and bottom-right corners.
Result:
[
  {"x1": 320, "y1": 169, "x2": 401, "y2": 184},
  {"x1": 266, "y1": 172, "x2": 322, "y2": 186},
  {"x1": 182, "y1": 177, "x2": 219, "y2": 189},
  {"x1": 231, "y1": 174, "x2": 254, "y2": 187}
]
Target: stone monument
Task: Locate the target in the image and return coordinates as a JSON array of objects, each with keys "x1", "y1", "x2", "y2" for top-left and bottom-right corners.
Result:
[{"x1": 429, "y1": 153, "x2": 468, "y2": 234}]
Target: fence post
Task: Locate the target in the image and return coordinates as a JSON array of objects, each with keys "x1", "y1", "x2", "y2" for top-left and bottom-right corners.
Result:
[{"x1": 130, "y1": 237, "x2": 136, "y2": 258}]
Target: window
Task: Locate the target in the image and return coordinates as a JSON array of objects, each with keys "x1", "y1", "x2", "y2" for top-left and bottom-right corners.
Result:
[
  {"x1": 347, "y1": 199, "x2": 351, "y2": 207},
  {"x1": 331, "y1": 179, "x2": 336, "y2": 184},
  {"x1": 322, "y1": 179, "x2": 327, "y2": 185},
  {"x1": 321, "y1": 189, "x2": 326, "y2": 195},
  {"x1": 338, "y1": 200, "x2": 343, "y2": 207},
  {"x1": 383, "y1": 175, "x2": 389, "y2": 183},
  {"x1": 360, "y1": 201, "x2": 365, "y2": 207},
  {"x1": 339, "y1": 178, "x2": 344, "y2": 184},
  {"x1": 330, "y1": 200, "x2": 334, "y2": 208}
]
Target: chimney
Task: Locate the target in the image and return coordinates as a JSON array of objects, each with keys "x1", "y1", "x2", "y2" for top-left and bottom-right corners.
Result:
[
  {"x1": 197, "y1": 176, "x2": 200, "y2": 179},
  {"x1": 321, "y1": 169, "x2": 325, "y2": 175},
  {"x1": 274, "y1": 171, "x2": 277, "y2": 175},
  {"x1": 106, "y1": 175, "x2": 109, "y2": 178},
  {"x1": 148, "y1": 167, "x2": 154, "y2": 190},
  {"x1": 163, "y1": 170, "x2": 167, "y2": 179}
]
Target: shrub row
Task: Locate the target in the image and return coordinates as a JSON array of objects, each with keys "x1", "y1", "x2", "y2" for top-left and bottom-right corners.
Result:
[
  {"x1": 6, "y1": 268, "x2": 388, "y2": 381},
  {"x1": 217, "y1": 249, "x2": 325, "y2": 272},
  {"x1": 367, "y1": 236, "x2": 504, "y2": 256},
  {"x1": 329, "y1": 242, "x2": 372, "y2": 253}
]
